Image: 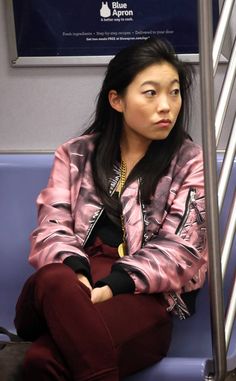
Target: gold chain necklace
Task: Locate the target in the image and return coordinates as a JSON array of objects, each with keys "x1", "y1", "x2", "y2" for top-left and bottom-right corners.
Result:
[{"x1": 118, "y1": 160, "x2": 127, "y2": 257}]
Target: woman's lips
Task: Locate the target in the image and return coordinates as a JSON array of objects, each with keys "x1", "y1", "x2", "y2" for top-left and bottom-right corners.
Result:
[{"x1": 155, "y1": 119, "x2": 172, "y2": 128}]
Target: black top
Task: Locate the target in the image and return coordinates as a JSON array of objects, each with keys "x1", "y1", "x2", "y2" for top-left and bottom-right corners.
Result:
[
  {"x1": 85, "y1": 209, "x2": 123, "y2": 248},
  {"x1": 64, "y1": 209, "x2": 135, "y2": 295}
]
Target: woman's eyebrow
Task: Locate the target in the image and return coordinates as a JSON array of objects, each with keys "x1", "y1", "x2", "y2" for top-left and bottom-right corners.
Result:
[{"x1": 140, "y1": 79, "x2": 180, "y2": 87}]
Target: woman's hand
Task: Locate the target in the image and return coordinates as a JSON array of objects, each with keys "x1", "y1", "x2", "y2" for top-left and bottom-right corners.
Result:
[
  {"x1": 77, "y1": 273, "x2": 92, "y2": 292},
  {"x1": 77, "y1": 274, "x2": 113, "y2": 303},
  {"x1": 91, "y1": 286, "x2": 113, "y2": 304}
]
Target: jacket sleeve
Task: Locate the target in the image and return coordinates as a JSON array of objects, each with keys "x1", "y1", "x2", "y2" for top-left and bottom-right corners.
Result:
[
  {"x1": 113, "y1": 148, "x2": 207, "y2": 295},
  {"x1": 29, "y1": 143, "x2": 90, "y2": 270}
]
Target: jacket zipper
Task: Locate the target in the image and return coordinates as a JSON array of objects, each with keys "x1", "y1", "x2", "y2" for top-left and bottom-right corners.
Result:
[
  {"x1": 167, "y1": 292, "x2": 190, "y2": 320},
  {"x1": 83, "y1": 171, "x2": 120, "y2": 247},
  {"x1": 175, "y1": 188, "x2": 203, "y2": 236},
  {"x1": 83, "y1": 207, "x2": 104, "y2": 247},
  {"x1": 171, "y1": 187, "x2": 204, "y2": 319}
]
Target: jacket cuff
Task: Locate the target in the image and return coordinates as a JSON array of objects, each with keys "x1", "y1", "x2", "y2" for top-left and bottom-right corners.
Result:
[
  {"x1": 95, "y1": 269, "x2": 135, "y2": 296},
  {"x1": 63, "y1": 255, "x2": 92, "y2": 283}
]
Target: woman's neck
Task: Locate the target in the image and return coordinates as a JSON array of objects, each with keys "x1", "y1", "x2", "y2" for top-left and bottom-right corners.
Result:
[{"x1": 120, "y1": 130, "x2": 151, "y2": 176}]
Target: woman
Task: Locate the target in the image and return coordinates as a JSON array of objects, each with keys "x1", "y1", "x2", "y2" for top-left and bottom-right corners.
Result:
[{"x1": 15, "y1": 37, "x2": 207, "y2": 381}]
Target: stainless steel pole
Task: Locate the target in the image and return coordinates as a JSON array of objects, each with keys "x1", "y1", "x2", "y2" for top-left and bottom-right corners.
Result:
[
  {"x1": 225, "y1": 274, "x2": 236, "y2": 351},
  {"x1": 213, "y1": 0, "x2": 235, "y2": 75},
  {"x1": 215, "y1": 38, "x2": 236, "y2": 146},
  {"x1": 218, "y1": 113, "x2": 236, "y2": 213},
  {"x1": 198, "y1": 1, "x2": 227, "y2": 380},
  {"x1": 221, "y1": 191, "x2": 236, "y2": 280}
]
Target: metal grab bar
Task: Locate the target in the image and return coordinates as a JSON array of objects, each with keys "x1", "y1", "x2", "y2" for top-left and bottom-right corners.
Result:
[
  {"x1": 222, "y1": 192, "x2": 236, "y2": 352},
  {"x1": 225, "y1": 274, "x2": 236, "y2": 351},
  {"x1": 215, "y1": 38, "x2": 236, "y2": 146},
  {"x1": 218, "y1": 113, "x2": 236, "y2": 212},
  {"x1": 221, "y1": 191, "x2": 236, "y2": 280},
  {"x1": 198, "y1": 1, "x2": 227, "y2": 381},
  {"x1": 213, "y1": 0, "x2": 235, "y2": 75}
]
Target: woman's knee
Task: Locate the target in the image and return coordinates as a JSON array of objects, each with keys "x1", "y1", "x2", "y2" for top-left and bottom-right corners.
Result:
[
  {"x1": 24, "y1": 340, "x2": 48, "y2": 376},
  {"x1": 34, "y1": 263, "x2": 75, "y2": 294},
  {"x1": 23, "y1": 335, "x2": 69, "y2": 380}
]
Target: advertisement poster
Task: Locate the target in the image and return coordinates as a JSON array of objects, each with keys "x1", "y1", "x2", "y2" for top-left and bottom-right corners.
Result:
[{"x1": 12, "y1": 0, "x2": 219, "y2": 61}]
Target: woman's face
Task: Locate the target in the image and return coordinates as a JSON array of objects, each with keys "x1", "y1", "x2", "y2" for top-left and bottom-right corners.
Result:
[{"x1": 110, "y1": 62, "x2": 182, "y2": 146}]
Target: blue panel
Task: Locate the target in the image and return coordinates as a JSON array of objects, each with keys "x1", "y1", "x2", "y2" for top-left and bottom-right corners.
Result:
[{"x1": 12, "y1": 0, "x2": 219, "y2": 57}]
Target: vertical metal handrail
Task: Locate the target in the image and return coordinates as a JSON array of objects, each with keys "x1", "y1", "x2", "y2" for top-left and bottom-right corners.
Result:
[
  {"x1": 225, "y1": 275, "x2": 236, "y2": 351},
  {"x1": 198, "y1": 1, "x2": 227, "y2": 381},
  {"x1": 213, "y1": 0, "x2": 235, "y2": 75},
  {"x1": 222, "y1": 191, "x2": 236, "y2": 356},
  {"x1": 215, "y1": 38, "x2": 236, "y2": 146},
  {"x1": 222, "y1": 192, "x2": 236, "y2": 351},
  {"x1": 221, "y1": 191, "x2": 236, "y2": 280},
  {"x1": 218, "y1": 113, "x2": 236, "y2": 212}
]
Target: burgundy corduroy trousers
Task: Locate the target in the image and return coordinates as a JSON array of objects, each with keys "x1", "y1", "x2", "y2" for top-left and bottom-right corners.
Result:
[{"x1": 14, "y1": 239, "x2": 172, "y2": 381}]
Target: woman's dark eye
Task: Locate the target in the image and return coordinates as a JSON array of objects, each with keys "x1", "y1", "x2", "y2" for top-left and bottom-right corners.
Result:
[
  {"x1": 171, "y1": 89, "x2": 180, "y2": 96},
  {"x1": 144, "y1": 90, "x2": 156, "y2": 97}
]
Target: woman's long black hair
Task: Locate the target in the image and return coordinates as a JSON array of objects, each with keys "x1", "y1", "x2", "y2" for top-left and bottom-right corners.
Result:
[{"x1": 83, "y1": 37, "x2": 195, "y2": 222}]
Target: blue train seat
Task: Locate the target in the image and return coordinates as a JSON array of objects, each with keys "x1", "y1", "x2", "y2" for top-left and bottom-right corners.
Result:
[{"x1": 0, "y1": 153, "x2": 235, "y2": 381}]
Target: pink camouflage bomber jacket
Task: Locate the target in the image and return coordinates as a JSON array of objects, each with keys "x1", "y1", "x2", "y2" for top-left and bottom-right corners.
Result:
[{"x1": 29, "y1": 133, "x2": 208, "y2": 319}]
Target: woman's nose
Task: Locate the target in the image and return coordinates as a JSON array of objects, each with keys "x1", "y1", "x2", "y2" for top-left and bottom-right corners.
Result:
[{"x1": 157, "y1": 95, "x2": 170, "y2": 113}]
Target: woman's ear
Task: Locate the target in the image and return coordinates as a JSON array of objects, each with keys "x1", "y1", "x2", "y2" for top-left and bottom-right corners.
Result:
[{"x1": 108, "y1": 90, "x2": 123, "y2": 113}]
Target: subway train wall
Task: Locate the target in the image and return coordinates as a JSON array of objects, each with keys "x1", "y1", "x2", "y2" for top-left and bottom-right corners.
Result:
[{"x1": 0, "y1": 0, "x2": 235, "y2": 152}]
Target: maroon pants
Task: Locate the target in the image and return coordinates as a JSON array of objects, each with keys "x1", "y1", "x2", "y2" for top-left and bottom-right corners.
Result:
[{"x1": 14, "y1": 240, "x2": 172, "y2": 381}]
